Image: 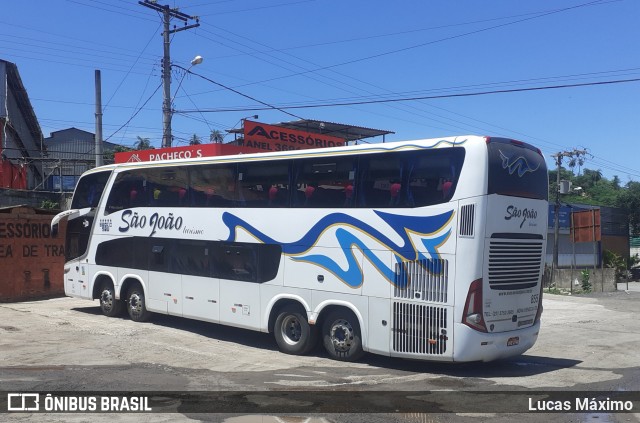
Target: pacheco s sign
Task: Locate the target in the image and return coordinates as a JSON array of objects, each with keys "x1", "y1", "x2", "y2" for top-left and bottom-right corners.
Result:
[{"x1": 242, "y1": 120, "x2": 346, "y2": 152}]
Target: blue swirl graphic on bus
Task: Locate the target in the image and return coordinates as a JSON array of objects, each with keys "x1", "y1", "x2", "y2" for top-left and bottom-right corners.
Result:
[
  {"x1": 222, "y1": 210, "x2": 453, "y2": 288},
  {"x1": 499, "y1": 150, "x2": 540, "y2": 177}
]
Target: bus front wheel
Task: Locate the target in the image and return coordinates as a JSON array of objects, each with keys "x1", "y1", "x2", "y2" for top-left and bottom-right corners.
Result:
[
  {"x1": 322, "y1": 310, "x2": 364, "y2": 361},
  {"x1": 274, "y1": 305, "x2": 317, "y2": 355},
  {"x1": 99, "y1": 282, "x2": 123, "y2": 317},
  {"x1": 126, "y1": 284, "x2": 151, "y2": 322}
]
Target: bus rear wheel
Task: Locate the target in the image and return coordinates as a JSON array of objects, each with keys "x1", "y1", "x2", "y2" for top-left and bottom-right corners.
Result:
[
  {"x1": 322, "y1": 310, "x2": 364, "y2": 361},
  {"x1": 99, "y1": 282, "x2": 123, "y2": 317},
  {"x1": 126, "y1": 284, "x2": 151, "y2": 322},
  {"x1": 274, "y1": 305, "x2": 317, "y2": 355}
]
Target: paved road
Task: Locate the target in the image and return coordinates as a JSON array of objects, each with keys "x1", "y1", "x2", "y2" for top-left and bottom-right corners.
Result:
[
  {"x1": 618, "y1": 281, "x2": 640, "y2": 292},
  {"x1": 0, "y1": 291, "x2": 639, "y2": 422}
]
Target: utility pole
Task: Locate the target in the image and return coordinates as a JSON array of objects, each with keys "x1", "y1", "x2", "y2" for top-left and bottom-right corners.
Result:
[
  {"x1": 95, "y1": 70, "x2": 103, "y2": 167},
  {"x1": 550, "y1": 148, "x2": 588, "y2": 284},
  {"x1": 139, "y1": 1, "x2": 200, "y2": 148}
]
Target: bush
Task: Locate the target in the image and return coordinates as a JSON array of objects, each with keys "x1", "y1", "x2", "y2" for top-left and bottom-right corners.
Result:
[
  {"x1": 40, "y1": 199, "x2": 59, "y2": 210},
  {"x1": 604, "y1": 250, "x2": 637, "y2": 282},
  {"x1": 581, "y1": 269, "x2": 592, "y2": 293}
]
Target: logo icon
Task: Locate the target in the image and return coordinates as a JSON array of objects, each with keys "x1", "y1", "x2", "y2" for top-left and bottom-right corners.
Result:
[
  {"x1": 7, "y1": 393, "x2": 40, "y2": 411},
  {"x1": 499, "y1": 150, "x2": 540, "y2": 177},
  {"x1": 99, "y1": 219, "x2": 112, "y2": 232}
]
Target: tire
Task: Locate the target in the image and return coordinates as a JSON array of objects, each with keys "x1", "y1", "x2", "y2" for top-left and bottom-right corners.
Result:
[
  {"x1": 322, "y1": 309, "x2": 365, "y2": 362},
  {"x1": 98, "y1": 282, "x2": 124, "y2": 317},
  {"x1": 274, "y1": 305, "x2": 317, "y2": 355},
  {"x1": 126, "y1": 284, "x2": 152, "y2": 322}
]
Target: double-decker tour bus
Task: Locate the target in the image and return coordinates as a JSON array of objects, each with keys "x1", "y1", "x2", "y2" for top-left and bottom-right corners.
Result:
[{"x1": 52, "y1": 135, "x2": 548, "y2": 362}]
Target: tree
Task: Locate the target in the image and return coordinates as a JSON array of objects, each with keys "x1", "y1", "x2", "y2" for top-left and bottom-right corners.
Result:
[
  {"x1": 210, "y1": 129, "x2": 224, "y2": 144},
  {"x1": 103, "y1": 145, "x2": 132, "y2": 164},
  {"x1": 189, "y1": 134, "x2": 201, "y2": 145},
  {"x1": 134, "y1": 136, "x2": 152, "y2": 150},
  {"x1": 612, "y1": 175, "x2": 621, "y2": 190},
  {"x1": 616, "y1": 181, "x2": 640, "y2": 236}
]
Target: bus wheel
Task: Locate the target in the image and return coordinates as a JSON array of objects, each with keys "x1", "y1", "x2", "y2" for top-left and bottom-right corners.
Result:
[
  {"x1": 274, "y1": 305, "x2": 317, "y2": 355},
  {"x1": 99, "y1": 282, "x2": 123, "y2": 317},
  {"x1": 126, "y1": 284, "x2": 151, "y2": 322},
  {"x1": 322, "y1": 310, "x2": 364, "y2": 362}
]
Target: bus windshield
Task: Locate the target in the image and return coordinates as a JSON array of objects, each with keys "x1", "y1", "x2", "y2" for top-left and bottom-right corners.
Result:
[{"x1": 70, "y1": 170, "x2": 112, "y2": 209}]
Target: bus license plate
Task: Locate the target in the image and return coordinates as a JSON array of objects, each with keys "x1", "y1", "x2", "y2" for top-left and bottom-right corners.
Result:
[{"x1": 507, "y1": 337, "x2": 520, "y2": 347}]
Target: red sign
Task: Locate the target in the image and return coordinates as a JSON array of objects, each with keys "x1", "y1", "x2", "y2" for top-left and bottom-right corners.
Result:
[
  {"x1": 114, "y1": 143, "x2": 247, "y2": 164},
  {"x1": 242, "y1": 120, "x2": 345, "y2": 152}
]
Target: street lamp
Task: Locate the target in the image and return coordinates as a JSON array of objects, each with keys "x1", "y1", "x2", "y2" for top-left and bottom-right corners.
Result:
[{"x1": 162, "y1": 55, "x2": 203, "y2": 148}]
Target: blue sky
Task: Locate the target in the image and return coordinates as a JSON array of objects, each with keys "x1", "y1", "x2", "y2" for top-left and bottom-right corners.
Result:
[{"x1": 3, "y1": 0, "x2": 639, "y2": 181}]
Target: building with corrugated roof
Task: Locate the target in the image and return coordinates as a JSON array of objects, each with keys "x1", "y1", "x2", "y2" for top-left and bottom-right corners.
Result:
[
  {"x1": 0, "y1": 59, "x2": 45, "y2": 190},
  {"x1": 43, "y1": 127, "x2": 121, "y2": 191}
]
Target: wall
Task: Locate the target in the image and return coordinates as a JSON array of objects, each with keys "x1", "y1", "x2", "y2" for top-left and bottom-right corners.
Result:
[
  {"x1": 543, "y1": 267, "x2": 616, "y2": 293},
  {"x1": 0, "y1": 188, "x2": 69, "y2": 209},
  {"x1": 0, "y1": 206, "x2": 66, "y2": 302}
]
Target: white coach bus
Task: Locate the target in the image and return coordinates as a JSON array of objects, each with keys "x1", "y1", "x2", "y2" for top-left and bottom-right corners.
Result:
[{"x1": 52, "y1": 135, "x2": 548, "y2": 362}]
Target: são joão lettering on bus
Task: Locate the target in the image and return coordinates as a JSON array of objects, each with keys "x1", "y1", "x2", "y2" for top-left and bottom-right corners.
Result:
[{"x1": 118, "y1": 210, "x2": 183, "y2": 236}]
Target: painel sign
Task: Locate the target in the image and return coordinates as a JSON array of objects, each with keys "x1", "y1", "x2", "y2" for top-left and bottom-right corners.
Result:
[{"x1": 242, "y1": 120, "x2": 346, "y2": 152}]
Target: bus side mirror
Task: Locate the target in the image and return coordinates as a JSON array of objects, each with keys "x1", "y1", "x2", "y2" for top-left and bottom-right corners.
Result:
[{"x1": 51, "y1": 223, "x2": 59, "y2": 238}]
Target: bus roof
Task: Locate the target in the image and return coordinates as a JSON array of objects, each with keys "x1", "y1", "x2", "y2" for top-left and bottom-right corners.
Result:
[{"x1": 88, "y1": 135, "x2": 485, "y2": 175}]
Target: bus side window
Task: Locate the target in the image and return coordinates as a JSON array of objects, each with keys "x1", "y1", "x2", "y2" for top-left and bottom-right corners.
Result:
[
  {"x1": 237, "y1": 161, "x2": 291, "y2": 208},
  {"x1": 358, "y1": 155, "x2": 403, "y2": 208},
  {"x1": 293, "y1": 157, "x2": 357, "y2": 208},
  {"x1": 144, "y1": 167, "x2": 189, "y2": 207},
  {"x1": 170, "y1": 240, "x2": 211, "y2": 277},
  {"x1": 105, "y1": 171, "x2": 147, "y2": 213},
  {"x1": 214, "y1": 244, "x2": 257, "y2": 282},
  {"x1": 190, "y1": 164, "x2": 237, "y2": 207},
  {"x1": 405, "y1": 149, "x2": 465, "y2": 206}
]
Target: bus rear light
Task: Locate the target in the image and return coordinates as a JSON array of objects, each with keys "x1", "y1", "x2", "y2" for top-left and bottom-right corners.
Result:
[{"x1": 463, "y1": 278, "x2": 487, "y2": 333}]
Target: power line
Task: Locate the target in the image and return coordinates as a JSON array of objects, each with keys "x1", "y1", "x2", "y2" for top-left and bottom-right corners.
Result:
[
  {"x1": 104, "y1": 22, "x2": 161, "y2": 111},
  {"x1": 104, "y1": 82, "x2": 162, "y2": 141},
  {"x1": 138, "y1": 0, "x2": 200, "y2": 148},
  {"x1": 205, "y1": 1, "x2": 621, "y2": 61},
  {"x1": 176, "y1": 77, "x2": 640, "y2": 113},
  {"x1": 174, "y1": 65, "x2": 305, "y2": 120},
  {"x1": 181, "y1": 0, "x2": 627, "y2": 156},
  {"x1": 207, "y1": 0, "x2": 611, "y2": 88},
  {"x1": 197, "y1": 0, "x2": 317, "y2": 16}
]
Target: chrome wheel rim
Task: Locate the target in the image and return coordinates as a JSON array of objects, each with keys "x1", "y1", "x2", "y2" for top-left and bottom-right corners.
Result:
[
  {"x1": 281, "y1": 315, "x2": 302, "y2": 345},
  {"x1": 129, "y1": 292, "x2": 143, "y2": 317},
  {"x1": 100, "y1": 289, "x2": 114, "y2": 312},
  {"x1": 329, "y1": 319, "x2": 354, "y2": 352}
]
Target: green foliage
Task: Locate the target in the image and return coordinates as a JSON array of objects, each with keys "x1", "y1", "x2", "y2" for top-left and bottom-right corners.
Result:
[
  {"x1": 603, "y1": 250, "x2": 628, "y2": 282},
  {"x1": 580, "y1": 269, "x2": 591, "y2": 293},
  {"x1": 134, "y1": 136, "x2": 153, "y2": 150},
  {"x1": 544, "y1": 286, "x2": 570, "y2": 295},
  {"x1": 616, "y1": 181, "x2": 640, "y2": 236},
  {"x1": 103, "y1": 145, "x2": 132, "y2": 164},
  {"x1": 210, "y1": 129, "x2": 224, "y2": 143},
  {"x1": 189, "y1": 134, "x2": 201, "y2": 145},
  {"x1": 548, "y1": 168, "x2": 640, "y2": 235},
  {"x1": 40, "y1": 199, "x2": 59, "y2": 210}
]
